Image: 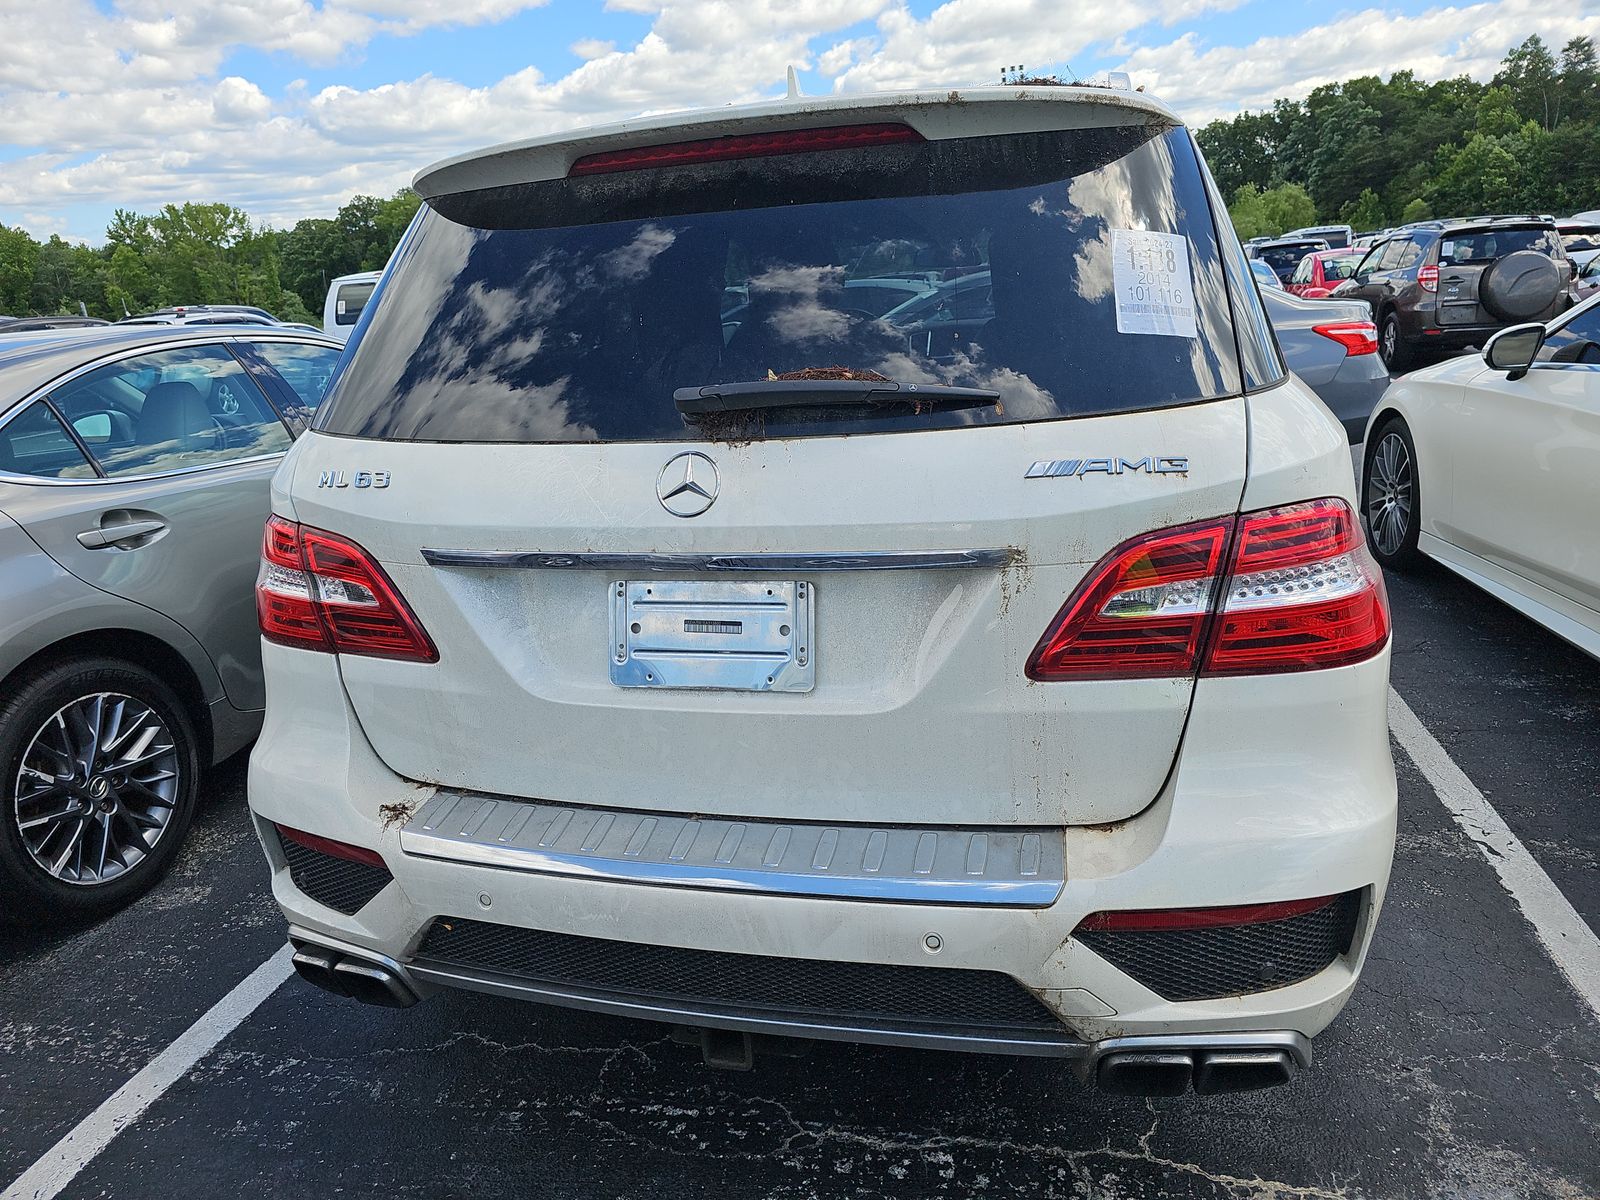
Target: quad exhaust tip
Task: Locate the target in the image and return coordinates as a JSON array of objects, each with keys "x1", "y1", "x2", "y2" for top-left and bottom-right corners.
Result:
[
  {"x1": 1096, "y1": 1047, "x2": 1297, "y2": 1095},
  {"x1": 291, "y1": 942, "x2": 419, "y2": 1009}
]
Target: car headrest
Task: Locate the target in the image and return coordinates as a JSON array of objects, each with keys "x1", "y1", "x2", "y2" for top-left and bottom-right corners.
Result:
[{"x1": 137, "y1": 381, "x2": 212, "y2": 449}]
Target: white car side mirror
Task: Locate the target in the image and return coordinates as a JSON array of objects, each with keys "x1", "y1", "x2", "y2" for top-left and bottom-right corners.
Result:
[{"x1": 1483, "y1": 323, "x2": 1545, "y2": 381}]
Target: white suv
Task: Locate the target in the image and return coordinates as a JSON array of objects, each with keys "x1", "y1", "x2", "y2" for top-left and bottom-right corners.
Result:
[{"x1": 248, "y1": 84, "x2": 1397, "y2": 1095}]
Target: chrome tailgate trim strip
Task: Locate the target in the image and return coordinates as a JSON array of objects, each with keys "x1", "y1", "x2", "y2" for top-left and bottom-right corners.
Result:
[
  {"x1": 419, "y1": 548, "x2": 1017, "y2": 572},
  {"x1": 399, "y1": 792, "x2": 1065, "y2": 906}
]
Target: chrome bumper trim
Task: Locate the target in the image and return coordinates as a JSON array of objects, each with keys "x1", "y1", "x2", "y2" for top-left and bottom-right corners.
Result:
[
  {"x1": 407, "y1": 958, "x2": 1087, "y2": 1058},
  {"x1": 419, "y1": 548, "x2": 1017, "y2": 572},
  {"x1": 399, "y1": 792, "x2": 1065, "y2": 907}
]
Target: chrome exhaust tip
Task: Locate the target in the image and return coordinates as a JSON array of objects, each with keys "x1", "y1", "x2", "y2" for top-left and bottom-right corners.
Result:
[
  {"x1": 1096, "y1": 1051, "x2": 1193, "y2": 1096},
  {"x1": 1086, "y1": 1032, "x2": 1308, "y2": 1095},
  {"x1": 1192, "y1": 1049, "x2": 1296, "y2": 1094},
  {"x1": 289, "y1": 939, "x2": 419, "y2": 1008}
]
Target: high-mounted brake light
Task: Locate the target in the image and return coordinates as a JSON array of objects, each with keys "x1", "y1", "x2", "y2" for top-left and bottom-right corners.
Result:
[
  {"x1": 1312, "y1": 321, "x2": 1379, "y2": 356},
  {"x1": 1417, "y1": 264, "x2": 1439, "y2": 293},
  {"x1": 257, "y1": 516, "x2": 438, "y2": 662},
  {"x1": 1027, "y1": 498, "x2": 1387, "y2": 680},
  {"x1": 568, "y1": 123, "x2": 924, "y2": 177}
]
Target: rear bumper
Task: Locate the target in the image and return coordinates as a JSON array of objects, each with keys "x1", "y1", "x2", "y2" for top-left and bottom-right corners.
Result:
[
  {"x1": 248, "y1": 641, "x2": 1397, "y2": 1054},
  {"x1": 1314, "y1": 354, "x2": 1390, "y2": 444}
]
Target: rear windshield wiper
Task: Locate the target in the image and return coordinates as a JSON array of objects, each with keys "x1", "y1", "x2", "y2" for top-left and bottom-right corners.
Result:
[{"x1": 673, "y1": 379, "x2": 1000, "y2": 416}]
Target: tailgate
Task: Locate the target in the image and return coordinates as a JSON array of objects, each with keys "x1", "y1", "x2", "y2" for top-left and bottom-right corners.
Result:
[{"x1": 286, "y1": 404, "x2": 1245, "y2": 828}]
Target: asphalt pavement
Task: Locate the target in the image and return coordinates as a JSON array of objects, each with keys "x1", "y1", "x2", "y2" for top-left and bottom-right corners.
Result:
[{"x1": 3, "y1": 556, "x2": 1598, "y2": 1199}]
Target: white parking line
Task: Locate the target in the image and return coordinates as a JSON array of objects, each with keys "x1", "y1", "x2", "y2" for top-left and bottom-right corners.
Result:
[
  {"x1": 1389, "y1": 688, "x2": 1600, "y2": 1020},
  {"x1": 1, "y1": 946, "x2": 294, "y2": 1200}
]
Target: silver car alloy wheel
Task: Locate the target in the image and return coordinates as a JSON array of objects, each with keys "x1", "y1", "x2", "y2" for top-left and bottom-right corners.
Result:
[
  {"x1": 1366, "y1": 431, "x2": 1413, "y2": 557},
  {"x1": 12, "y1": 692, "x2": 181, "y2": 885}
]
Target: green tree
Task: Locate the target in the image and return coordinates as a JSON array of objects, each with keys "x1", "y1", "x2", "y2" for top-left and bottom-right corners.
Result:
[
  {"x1": 0, "y1": 225, "x2": 41, "y2": 314},
  {"x1": 1259, "y1": 183, "x2": 1318, "y2": 235},
  {"x1": 1495, "y1": 34, "x2": 1562, "y2": 129},
  {"x1": 1400, "y1": 197, "x2": 1433, "y2": 223},
  {"x1": 1342, "y1": 188, "x2": 1387, "y2": 231}
]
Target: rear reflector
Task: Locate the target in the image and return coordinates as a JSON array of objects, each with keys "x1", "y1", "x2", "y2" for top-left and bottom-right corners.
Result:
[
  {"x1": 257, "y1": 516, "x2": 438, "y2": 662},
  {"x1": 1028, "y1": 498, "x2": 1387, "y2": 680},
  {"x1": 1076, "y1": 894, "x2": 1341, "y2": 932},
  {"x1": 568, "y1": 123, "x2": 924, "y2": 176},
  {"x1": 1312, "y1": 321, "x2": 1379, "y2": 356},
  {"x1": 275, "y1": 823, "x2": 386, "y2": 868}
]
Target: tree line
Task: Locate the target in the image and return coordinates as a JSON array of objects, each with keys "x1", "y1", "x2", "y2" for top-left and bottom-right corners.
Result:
[
  {"x1": 1201, "y1": 34, "x2": 1600, "y2": 239},
  {"x1": 0, "y1": 189, "x2": 420, "y2": 323}
]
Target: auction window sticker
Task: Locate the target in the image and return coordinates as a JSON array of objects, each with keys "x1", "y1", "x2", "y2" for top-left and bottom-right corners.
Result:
[{"x1": 1112, "y1": 229, "x2": 1197, "y2": 338}]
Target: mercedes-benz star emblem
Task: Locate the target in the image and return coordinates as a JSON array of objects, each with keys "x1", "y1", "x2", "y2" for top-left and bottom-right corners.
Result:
[{"x1": 657, "y1": 452, "x2": 719, "y2": 517}]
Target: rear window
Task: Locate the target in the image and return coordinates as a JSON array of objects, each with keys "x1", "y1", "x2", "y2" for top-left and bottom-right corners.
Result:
[
  {"x1": 334, "y1": 282, "x2": 376, "y2": 326},
  {"x1": 1322, "y1": 254, "x2": 1363, "y2": 281},
  {"x1": 318, "y1": 124, "x2": 1243, "y2": 444},
  {"x1": 1256, "y1": 243, "x2": 1321, "y2": 274},
  {"x1": 1438, "y1": 228, "x2": 1560, "y2": 265}
]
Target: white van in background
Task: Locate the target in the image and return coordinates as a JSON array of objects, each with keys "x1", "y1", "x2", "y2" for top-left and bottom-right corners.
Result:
[{"x1": 322, "y1": 271, "x2": 383, "y2": 343}]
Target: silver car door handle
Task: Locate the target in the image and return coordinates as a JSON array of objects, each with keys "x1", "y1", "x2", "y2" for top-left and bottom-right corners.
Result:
[{"x1": 77, "y1": 518, "x2": 167, "y2": 548}]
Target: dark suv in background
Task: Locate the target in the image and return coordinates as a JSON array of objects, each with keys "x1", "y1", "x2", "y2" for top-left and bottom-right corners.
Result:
[{"x1": 1334, "y1": 216, "x2": 1571, "y2": 371}]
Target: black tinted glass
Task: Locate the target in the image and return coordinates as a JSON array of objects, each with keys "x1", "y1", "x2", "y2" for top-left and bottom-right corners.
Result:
[
  {"x1": 1438, "y1": 228, "x2": 1559, "y2": 265},
  {"x1": 0, "y1": 401, "x2": 96, "y2": 479},
  {"x1": 1539, "y1": 305, "x2": 1600, "y2": 365},
  {"x1": 318, "y1": 125, "x2": 1241, "y2": 444}
]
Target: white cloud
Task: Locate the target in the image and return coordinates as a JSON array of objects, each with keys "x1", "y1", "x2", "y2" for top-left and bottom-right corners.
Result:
[
  {"x1": 1115, "y1": 0, "x2": 1600, "y2": 122},
  {"x1": 1, "y1": 0, "x2": 1595, "y2": 242}
]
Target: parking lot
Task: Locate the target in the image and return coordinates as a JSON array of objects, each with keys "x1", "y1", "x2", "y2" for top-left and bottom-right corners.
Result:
[{"x1": 1, "y1": 545, "x2": 1596, "y2": 1200}]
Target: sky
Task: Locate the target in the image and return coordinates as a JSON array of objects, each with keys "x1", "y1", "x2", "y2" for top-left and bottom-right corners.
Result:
[{"x1": 2, "y1": 0, "x2": 1598, "y2": 244}]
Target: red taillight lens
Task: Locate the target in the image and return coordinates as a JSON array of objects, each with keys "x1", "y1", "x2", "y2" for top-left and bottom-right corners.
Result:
[
  {"x1": 1312, "y1": 321, "x2": 1379, "y2": 356},
  {"x1": 1025, "y1": 519, "x2": 1231, "y2": 680},
  {"x1": 1028, "y1": 499, "x2": 1388, "y2": 680},
  {"x1": 568, "y1": 123, "x2": 923, "y2": 176},
  {"x1": 1417, "y1": 264, "x2": 1439, "y2": 293},
  {"x1": 256, "y1": 517, "x2": 438, "y2": 662},
  {"x1": 1202, "y1": 499, "x2": 1389, "y2": 676}
]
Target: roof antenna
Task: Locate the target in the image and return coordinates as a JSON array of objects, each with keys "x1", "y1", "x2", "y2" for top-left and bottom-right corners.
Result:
[{"x1": 786, "y1": 66, "x2": 803, "y2": 99}]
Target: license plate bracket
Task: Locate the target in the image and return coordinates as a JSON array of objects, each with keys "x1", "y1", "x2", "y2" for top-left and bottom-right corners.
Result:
[{"x1": 610, "y1": 580, "x2": 814, "y2": 692}]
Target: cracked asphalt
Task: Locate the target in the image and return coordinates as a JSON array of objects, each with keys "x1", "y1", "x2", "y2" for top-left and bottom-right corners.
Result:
[{"x1": 3, "y1": 557, "x2": 1598, "y2": 1199}]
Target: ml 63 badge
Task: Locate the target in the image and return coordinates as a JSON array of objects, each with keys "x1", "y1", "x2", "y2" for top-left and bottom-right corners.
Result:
[{"x1": 317, "y1": 470, "x2": 391, "y2": 489}]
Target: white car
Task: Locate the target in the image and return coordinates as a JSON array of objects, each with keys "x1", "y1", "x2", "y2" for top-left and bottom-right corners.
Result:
[
  {"x1": 1363, "y1": 295, "x2": 1600, "y2": 658},
  {"x1": 322, "y1": 271, "x2": 382, "y2": 343},
  {"x1": 249, "y1": 84, "x2": 1397, "y2": 1095}
]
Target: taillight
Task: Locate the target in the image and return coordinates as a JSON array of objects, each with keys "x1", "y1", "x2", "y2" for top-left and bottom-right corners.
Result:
[
  {"x1": 256, "y1": 516, "x2": 438, "y2": 662},
  {"x1": 1025, "y1": 519, "x2": 1231, "y2": 680},
  {"x1": 1417, "y1": 264, "x2": 1439, "y2": 293},
  {"x1": 569, "y1": 123, "x2": 923, "y2": 177},
  {"x1": 1203, "y1": 499, "x2": 1388, "y2": 675},
  {"x1": 1312, "y1": 321, "x2": 1378, "y2": 356},
  {"x1": 1027, "y1": 499, "x2": 1387, "y2": 680}
]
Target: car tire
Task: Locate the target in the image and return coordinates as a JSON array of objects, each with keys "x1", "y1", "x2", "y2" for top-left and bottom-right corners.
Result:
[
  {"x1": 1363, "y1": 419, "x2": 1422, "y2": 570},
  {"x1": 1378, "y1": 311, "x2": 1416, "y2": 374},
  {"x1": 0, "y1": 658, "x2": 200, "y2": 924}
]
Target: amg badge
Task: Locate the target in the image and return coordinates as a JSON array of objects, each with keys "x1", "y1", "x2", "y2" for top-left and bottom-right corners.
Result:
[
  {"x1": 317, "y1": 470, "x2": 391, "y2": 489},
  {"x1": 1025, "y1": 456, "x2": 1189, "y2": 479}
]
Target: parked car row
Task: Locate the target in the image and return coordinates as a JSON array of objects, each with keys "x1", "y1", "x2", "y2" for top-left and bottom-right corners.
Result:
[{"x1": 1252, "y1": 213, "x2": 1581, "y2": 373}]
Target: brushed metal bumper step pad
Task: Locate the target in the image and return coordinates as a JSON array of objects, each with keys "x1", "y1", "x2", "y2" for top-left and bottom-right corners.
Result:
[{"x1": 399, "y1": 791, "x2": 1065, "y2": 906}]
